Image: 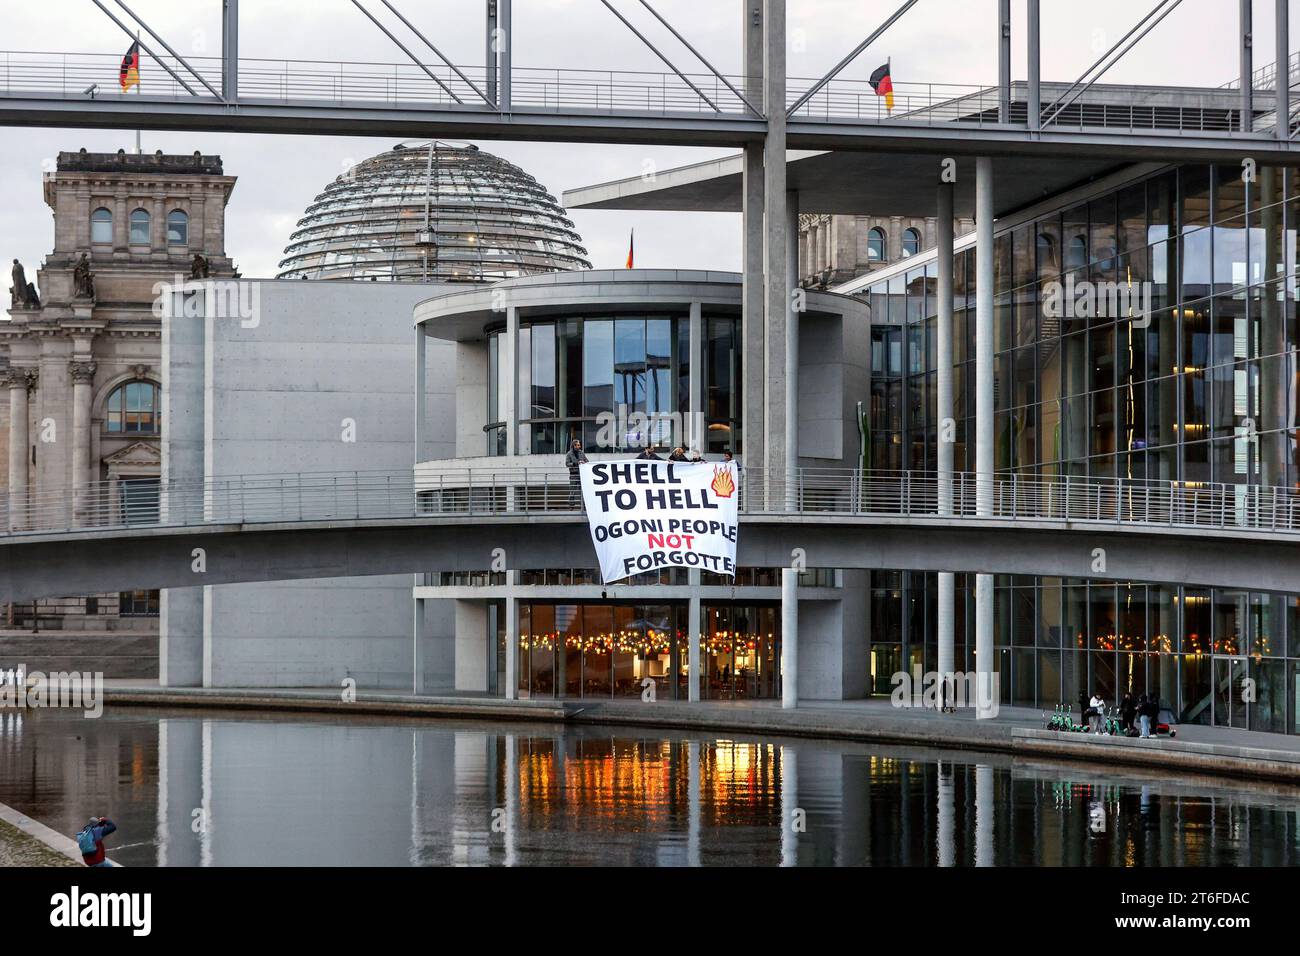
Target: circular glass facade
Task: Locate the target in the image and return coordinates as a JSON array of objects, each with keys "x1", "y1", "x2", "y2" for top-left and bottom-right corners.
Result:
[
  {"x1": 486, "y1": 313, "x2": 742, "y2": 455},
  {"x1": 277, "y1": 142, "x2": 591, "y2": 282}
]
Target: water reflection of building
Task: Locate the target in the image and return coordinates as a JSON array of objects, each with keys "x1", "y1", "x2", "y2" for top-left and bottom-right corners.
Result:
[{"x1": 413, "y1": 271, "x2": 871, "y2": 701}]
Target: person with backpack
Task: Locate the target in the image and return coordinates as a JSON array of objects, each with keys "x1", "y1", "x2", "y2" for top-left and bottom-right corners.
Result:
[{"x1": 76, "y1": 816, "x2": 116, "y2": 867}]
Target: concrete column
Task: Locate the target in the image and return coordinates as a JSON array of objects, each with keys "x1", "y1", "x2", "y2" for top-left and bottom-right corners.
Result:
[
  {"x1": 781, "y1": 566, "x2": 797, "y2": 708},
  {"x1": 70, "y1": 360, "x2": 95, "y2": 524},
  {"x1": 785, "y1": 189, "x2": 799, "y2": 505},
  {"x1": 998, "y1": 0, "x2": 1011, "y2": 123},
  {"x1": 498, "y1": 0, "x2": 511, "y2": 111},
  {"x1": 414, "y1": 326, "x2": 427, "y2": 465},
  {"x1": 222, "y1": 0, "x2": 238, "y2": 101},
  {"x1": 485, "y1": 0, "x2": 498, "y2": 104},
  {"x1": 504, "y1": 570, "x2": 519, "y2": 699},
  {"x1": 1278, "y1": 0, "x2": 1290, "y2": 139},
  {"x1": 688, "y1": 300, "x2": 703, "y2": 453},
  {"x1": 6, "y1": 373, "x2": 30, "y2": 530},
  {"x1": 1241, "y1": 0, "x2": 1253, "y2": 132},
  {"x1": 935, "y1": 179, "x2": 955, "y2": 698},
  {"x1": 688, "y1": 569, "x2": 701, "y2": 701},
  {"x1": 1026, "y1": 0, "x2": 1040, "y2": 129},
  {"x1": 503, "y1": 306, "x2": 519, "y2": 457},
  {"x1": 741, "y1": 2, "x2": 765, "y2": 476},
  {"x1": 412, "y1": 594, "x2": 425, "y2": 694},
  {"x1": 975, "y1": 156, "x2": 995, "y2": 719},
  {"x1": 763, "y1": 0, "x2": 788, "y2": 507}
]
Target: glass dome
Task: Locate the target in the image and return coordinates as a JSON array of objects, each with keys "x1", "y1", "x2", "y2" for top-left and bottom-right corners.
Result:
[{"x1": 277, "y1": 141, "x2": 591, "y2": 282}]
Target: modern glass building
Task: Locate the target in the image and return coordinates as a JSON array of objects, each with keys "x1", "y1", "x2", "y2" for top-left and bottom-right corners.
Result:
[
  {"x1": 852, "y1": 161, "x2": 1300, "y2": 734},
  {"x1": 413, "y1": 270, "x2": 871, "y2": 702},
  {"x1": 277, "y1": 142, "x2": 591, "y2": 282}
]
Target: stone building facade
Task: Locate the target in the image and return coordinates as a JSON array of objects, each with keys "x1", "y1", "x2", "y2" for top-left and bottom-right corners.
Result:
[
  {"x1": 0, "y1": 148, "x2": 235, "y2": 648},
  {"x1": 797, "y1": 213, "x2": 975, "y2": 289}
]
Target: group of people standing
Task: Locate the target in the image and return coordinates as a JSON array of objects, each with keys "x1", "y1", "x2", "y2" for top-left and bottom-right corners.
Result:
[{"x1": 1081, "y1": 690, "x2": 1162, "y2": 738}]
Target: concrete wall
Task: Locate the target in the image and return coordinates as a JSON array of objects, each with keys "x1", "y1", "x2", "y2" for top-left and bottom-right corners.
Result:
[{"x1": 161, "y1": 279, "x2": 457, "y2": 688}]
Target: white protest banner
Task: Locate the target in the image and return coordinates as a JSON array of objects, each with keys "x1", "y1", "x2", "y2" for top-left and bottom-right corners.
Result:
[{"x1": 579, "y1": 459, "x2": 739, "y2": 584}]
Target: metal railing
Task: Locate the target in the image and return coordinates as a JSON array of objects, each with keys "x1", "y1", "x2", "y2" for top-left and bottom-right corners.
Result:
[
  {"x1": 4, "y1": 467, "x2": 1300, "y2": 539},
  {"x1": 0, "y1": 49, "x2": 1262, "y2": 135}
]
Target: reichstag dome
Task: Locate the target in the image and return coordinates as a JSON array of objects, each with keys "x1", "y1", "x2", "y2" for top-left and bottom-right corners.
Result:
[{"x1": 277, "y1": 141, "x2": 591, "y2": 282}]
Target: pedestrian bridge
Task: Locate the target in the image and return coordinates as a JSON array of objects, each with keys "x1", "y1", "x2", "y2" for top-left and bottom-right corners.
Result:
[{"x1": 1, "y1": 468, "x2": 1298, "y2": 601}]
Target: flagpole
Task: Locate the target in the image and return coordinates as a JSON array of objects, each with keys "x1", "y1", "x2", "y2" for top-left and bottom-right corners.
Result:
[{"x1": 134, "y1": 30, "x2": 141, "y2": 155}]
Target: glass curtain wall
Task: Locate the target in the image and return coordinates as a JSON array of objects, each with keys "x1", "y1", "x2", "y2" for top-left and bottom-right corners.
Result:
[
  {"x1": 486, "y1": 314, "x2": 742, "y2": 455},
  {"x1": 515, "y1": 601, "x2": 780, "y2": 700},
  {"x1": 864, "y1": 163, "x2": 1300, "y2": 733}
]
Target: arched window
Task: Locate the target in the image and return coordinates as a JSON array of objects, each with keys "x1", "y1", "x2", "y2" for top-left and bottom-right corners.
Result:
[
  {"x1": 867, "y1": 226, "x2": 887, "y2": 262},
  {"x1": 166, "y1": 209, "x2": 189, "y2": 246},
  {"x1": 105, "y1": 380, "x2": 161, "y2": 435},
  {"x1": 901, "y1": 227, "x2": 921, "y2": 258},
  {"x1": 129, "y1": 208, "x2": 151, "y2": 245},
  {"x1": 91, "y1": 208, "x2": 112, "y2": 244}
]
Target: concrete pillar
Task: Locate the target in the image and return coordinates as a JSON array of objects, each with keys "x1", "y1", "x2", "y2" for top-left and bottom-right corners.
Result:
[
  {"x1": 414, "y1": 326, "x2": 427, "y2": 464},
  {"x1": 485, "y1": 0, "x2": 498, "y2": 104},
  {"x1": 222, "y1": 0, "x2": 238, "y2": 101},
  {"x1": 975, "y1": 156, "x2": 995, "y2": 719},
  {"x1": 504, "y1": 570, "x2": 519, "y2": 699},
  {"x1": 741, "y1": 1, "x2": 765, "y2": 476},
  {"x1": 70, "y1": 359, "x2": 95, "y2": 524},
  {"x1": 998, "y1": 0, "x2": 1011, "y2": 123},
  {"x1": 1026, "y1": 0, "x2": 1040, "y2": 129},
  {"x1": 688, "y1": 569, "x2": 701, "y2": 702},
  {"x1": 503, "y1": 306, "x2": 518, "y2": 457},
  {"x1": 498, "y1": 0, "x2": 511, "y2": 111},
  {"x1": 1278, "y1": 0, "x2": 1290, "y2": 139},
  {"x1": 785, "y1": 189, "x2": 799, "y2": 506},
  {"x1": 159, "y1": 588, "x2": 204, "y2": 687},
  {"x1": 413, "y1": 594, "x2": 425, "y2": 694},
  {"x1": 1241, "y1": 0, "x2": 1253, "y2": 132},
  {"x1": 6, "y1": 372, "x2": 30, "y2": 531},
  {"x1": 935, "y1": 179, "x2": 955, "y2": 699},
  {"x1": 781, "y1": 566, "x2": 797, "y2": 708},
  {"x1": 763, "y1": 0, "x2": 788, "y2": 507}
]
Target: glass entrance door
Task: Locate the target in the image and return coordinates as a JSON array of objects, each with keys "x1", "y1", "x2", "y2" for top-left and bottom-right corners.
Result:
[{"x1": 1212, "y1": 656, "x2": 1248, "y2": 729}]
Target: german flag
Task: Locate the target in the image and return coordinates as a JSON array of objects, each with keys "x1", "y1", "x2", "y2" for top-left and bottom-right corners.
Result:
[
  {"x1": 625, "y1": 228, "x2": 634, "y2": 269},
  {"x1": 869, "y1": 61, "x2": 894, "y2": 112},
  {"x1": 119, "y1": 40, "x2": 140, "y2": 92}
]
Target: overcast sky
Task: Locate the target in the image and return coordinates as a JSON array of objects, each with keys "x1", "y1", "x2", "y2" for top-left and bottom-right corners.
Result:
[{"x1": 0, "y1": 0, "x2": 1288, "y2": 280}]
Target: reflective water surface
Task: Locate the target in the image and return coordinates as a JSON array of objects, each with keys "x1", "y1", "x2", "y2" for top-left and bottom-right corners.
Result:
[{"x1": 1, "y1": 708, "x2": 1298, "y2": 866}]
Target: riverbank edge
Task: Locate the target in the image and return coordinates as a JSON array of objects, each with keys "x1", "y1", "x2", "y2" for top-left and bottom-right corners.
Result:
[
  {"x1": 94, "y1": 687, "x2": 1300, "y2": 785},
  {"x1": 0, "y1": 800, "x2": 92, "y2": 867}
]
